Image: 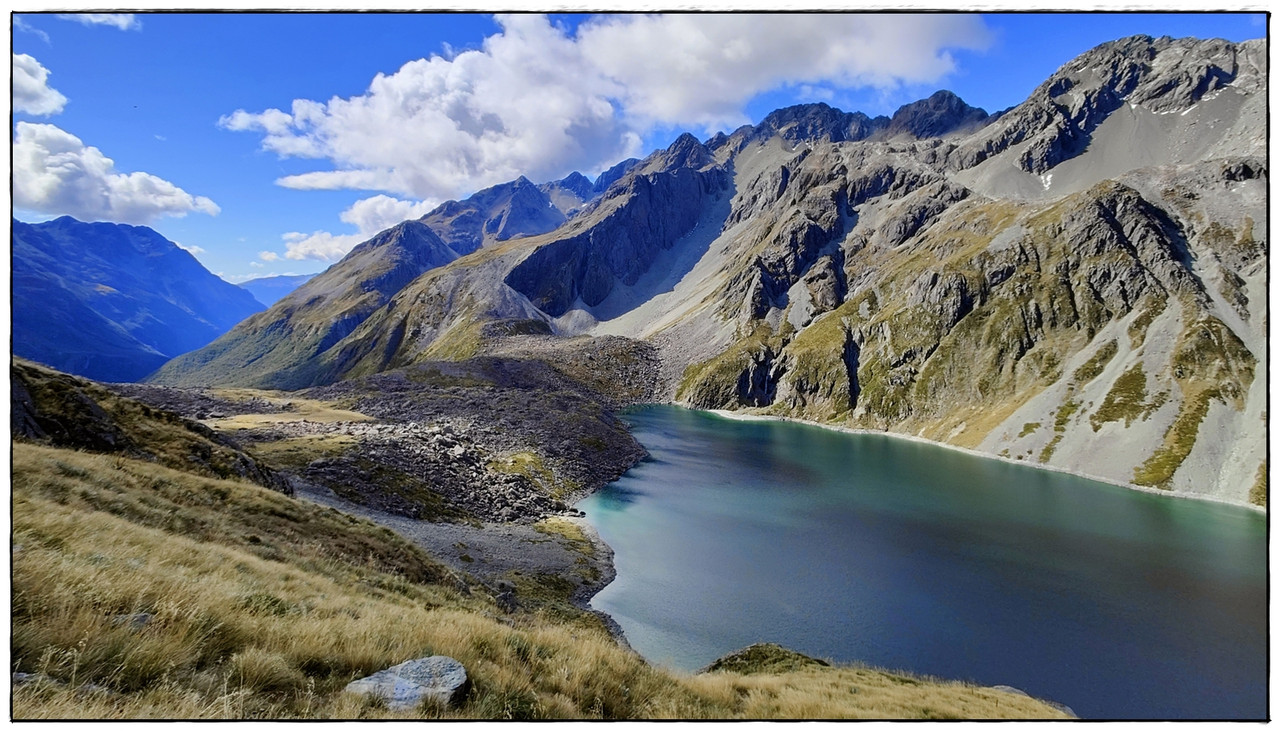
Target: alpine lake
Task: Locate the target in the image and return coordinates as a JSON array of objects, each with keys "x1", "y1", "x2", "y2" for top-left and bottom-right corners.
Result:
[{"x1": 576, "y1": 405, "x2": 1267, "y2": 720}]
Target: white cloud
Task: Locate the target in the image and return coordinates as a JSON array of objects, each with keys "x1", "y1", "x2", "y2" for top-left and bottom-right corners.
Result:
[
  {"x1": 13, "y1": 54, "x2": 67, "y2": 116},
  {"x1": 579, "y1": 14, "x2": 990, "y2": 128},
  {"x1": 220, "y1": 14, "x2": 641, "y2": 201},
  {"x1": 221, "y1": 13, "x2": 989, "y2": 203},
  {"x1": 58, "y1": 13, "x2": 140, "y2": 31},
  {"x1": 13, "y1": 122, "x2": 220, "y2": 225},
  {"x1": 14, "y1": 18, "x2": 51, "y2": 44},
  {"x1": 339, "y1": 194, "x2": 437, "y2": 233},
  {"x1": 175, "y1": 242, "x2": 206, "y2": 255},
  {"x1": 259, "y1": 194, "x2": 436, "y2": 263},
  {"x1": 280, "y1": 230, "x2": 365, "y2": 262}
]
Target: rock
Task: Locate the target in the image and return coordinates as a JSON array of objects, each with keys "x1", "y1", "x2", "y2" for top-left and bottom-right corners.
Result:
[
  {"x1": 110, "y1": 612, "x2": 153, "y2": 630},
  {"x1": 344, "y1": 655, "x2": 469, "y2": 711}
]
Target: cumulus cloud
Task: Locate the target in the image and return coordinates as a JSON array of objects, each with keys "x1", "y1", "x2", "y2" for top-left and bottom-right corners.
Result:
[
  {"x1": 581, "y1": 14, "x2": 991, "y2": 128},
  {"x1": 258, "y1": 194, "x2": 438, "y2": 263},
  {"x1": 279, "y1": 230, "x2": 365, "y2": 262},
  {"x1": 13, "y1": 122, "x2": 220, "y2": 225},
  {"x1": 175, "y1": 242, "x2": 205, "y2": 255},
  {"x1": 339, "y1": 194, "x2": 437, "y2": 233},
  {"x1": 221, "y1": 13, "x2": 989, "y2": 203},
  {"x1": 13, "y1": 54, "x2": 67, "y2": 116},
  {"x1": 58, "y1": 13, "x2": 140, "y2": 30},
  {"x1": 222, "y1": 15, "x2": 639, "y2": 201}
]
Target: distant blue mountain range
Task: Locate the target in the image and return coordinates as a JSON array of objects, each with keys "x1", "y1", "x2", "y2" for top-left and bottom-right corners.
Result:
[
  {"x1": 238, "y1": 273, "x2": 317, "y2": 307},
  {"x1": 12, "y1": 216, "x2": 265, "y2": 382}
]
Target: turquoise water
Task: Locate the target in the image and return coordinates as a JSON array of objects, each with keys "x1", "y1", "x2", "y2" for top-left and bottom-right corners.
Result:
[{"x1": 576, "y1": 405, "x2": 1267, "y2": 720}]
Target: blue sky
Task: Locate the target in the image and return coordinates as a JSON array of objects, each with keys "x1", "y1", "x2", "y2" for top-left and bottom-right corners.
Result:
[{"x1": 11, "y1": 12, "x2": 1266, "y2": 283}]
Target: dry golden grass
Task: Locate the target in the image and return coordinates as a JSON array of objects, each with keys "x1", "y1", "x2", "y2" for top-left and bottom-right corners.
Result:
[
  {"x1": 11, "y1": 442, "x2": 1069, "y2": 720},
  {"x1": 206, "y1": 396, "x2": 373, "y2": 430}
]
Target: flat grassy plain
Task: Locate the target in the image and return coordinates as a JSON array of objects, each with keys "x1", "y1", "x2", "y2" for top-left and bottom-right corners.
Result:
[{"x1": 11, "y1": 441, "x2": 1068, "y2": 719}]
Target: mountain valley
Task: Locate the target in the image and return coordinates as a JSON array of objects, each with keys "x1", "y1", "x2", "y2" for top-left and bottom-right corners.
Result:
[
  {"x1": 10, "y1": 28, "x2": 1268, "y2": 721},
  {"x1": 155, "y1": 34, "x2": 1267, "y2": 508}
]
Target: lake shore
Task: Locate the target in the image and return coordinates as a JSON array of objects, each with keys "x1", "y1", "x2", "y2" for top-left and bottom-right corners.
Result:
[
  {"x1": 701, "y1": 407, "x2": 1266, "y2": 516},
  {"x1": 576, "y1": 403, "x2": 1267, "y2": 718}
]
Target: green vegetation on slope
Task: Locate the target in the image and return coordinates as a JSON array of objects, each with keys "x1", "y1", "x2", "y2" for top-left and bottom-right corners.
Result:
[
  {"x1": 677, "y1": 323, "x2": 778, "y2": 409},
  {"x1": 1133, "y1": 316, "x2": 1256, "y2": 489},
  {"x1": 1132, "y1": 389, "x2": 1215, "y2": 489},
  {"x1": 1071, "y1": 340, "x2": 1118, "y2": 386},
  {"x1": 1249, "y1": 462, "x2": 1267, "y2": 508},
  {"x1": 1090, "y1": 364, "x2": 1151, "y2": 430}
]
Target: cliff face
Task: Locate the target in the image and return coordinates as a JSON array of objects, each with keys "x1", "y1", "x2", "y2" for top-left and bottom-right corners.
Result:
[
  {"x1": 153, "y1": 35, "x2": 1267, "y2": 507},
  {"x1": 666, "y1": 38, "x2": 1266, "y2": 505},
  {"x1": 505, "y1": 138, "x2": 731, "y2": 317}
]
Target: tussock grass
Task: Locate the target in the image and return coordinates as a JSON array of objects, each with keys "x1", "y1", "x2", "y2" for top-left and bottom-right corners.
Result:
[
  {"x1": 12, "y1": 443, "x2": 1068, "y2": 720},
  {"x1": 1090, "y1": 364, "x2": 1150, "y2": 430},
  {"x1": 1071, "y1": 339, "x2": 1117, "y2": 386},
  {"x1": 491, "y1": 450, "x2": 558, "y2": 495},
  {"x1": 1133, "y1": 388, "x2": 1215, "y2": 489},
  {"x1": 1038, "y1": 398, "x2": 1080, "y2": 462},
  {"x1": 247, "y1": 434, "x2": 359, "y2": 471}
]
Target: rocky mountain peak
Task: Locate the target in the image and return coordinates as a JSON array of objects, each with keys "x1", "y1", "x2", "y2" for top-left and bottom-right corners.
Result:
[
  {"x1": 749, "y1": 102, "x2": 890, "y2": 146},
  {"x1": 348, "y1": 219, "x2": 451, "y2": 260},
  {"x1": 949, "y1": 34, "x2": 1265, "y2": 175},
  {"x1": 594, "y1": 158, "x2": 641, "y2": 193},
  {"x1": 553, "y1": 171, "x2": 596, "y2": 200},
  {"x1": 884, "y1": 90, "x2": 989, "y2": 139},
  {"x1": 638, "y1": 132, "x2": 716, "y2": 175}
]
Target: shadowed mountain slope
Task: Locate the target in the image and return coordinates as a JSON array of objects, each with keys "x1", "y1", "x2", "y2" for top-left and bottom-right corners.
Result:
[{"x1": 12, "y1": 217, "x2": 265, "y2": 382}]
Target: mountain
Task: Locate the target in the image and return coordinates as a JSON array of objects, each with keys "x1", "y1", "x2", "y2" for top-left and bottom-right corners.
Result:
[
  {"x1": 418, "y1": 173, "x2": 597, "y2": 256},
  {"x1": 152, "y1": 35, "x2": 1267, "y2": 508},
  {"x1": 238, "y1": 273, "x2": 317, "y2": 307},
  {"x1": 152, "y1": 220, "x2": 461, "y2": 390},
  {"x1": 883, "y1": 90, "x2": 990, "y2": 139},
  {"x1": 12, "y1": 216, "x2": 265, "y2": 382}
]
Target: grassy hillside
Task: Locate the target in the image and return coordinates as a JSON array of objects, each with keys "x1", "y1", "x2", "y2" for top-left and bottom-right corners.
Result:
[
  {"x1": 12, "y1": 359, "x2": 287, "y2": 494},
  {"x1": 11, "y1": 442, "x2": 1068, "y2": 720}
]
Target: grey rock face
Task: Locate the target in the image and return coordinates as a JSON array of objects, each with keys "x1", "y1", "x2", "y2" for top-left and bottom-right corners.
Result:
[
  {"x1": 505, "y1": 163, "x2": 730, "y2": 316},
  {"x1": 593, "y1": 157, "x2": 641, "y2": 193},
  {"x1": 420, "y1": 175, "x2": 584, "y2": 256},
  {"x1": 884, "y1": 90, "x2": 989, "y2": 139},
  {"x1": 950, "y1": 35, "x2": 1266, "y2": 174},
  {"x1": 344, "y1": 656, "x2": 469, "y2": 711},
  {"x1": 738, "y1": 102, "x2": 890, "y2": 149}
]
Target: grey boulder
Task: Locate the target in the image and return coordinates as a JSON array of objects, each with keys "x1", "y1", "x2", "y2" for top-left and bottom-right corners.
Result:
[{"x1": 344, "y1": 655, "x2": 469, "y2": 711}]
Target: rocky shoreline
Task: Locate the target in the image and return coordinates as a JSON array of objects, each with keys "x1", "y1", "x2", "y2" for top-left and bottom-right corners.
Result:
[{"x1": 288, "y1": 473, "x2": 627, "y2": 642}]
